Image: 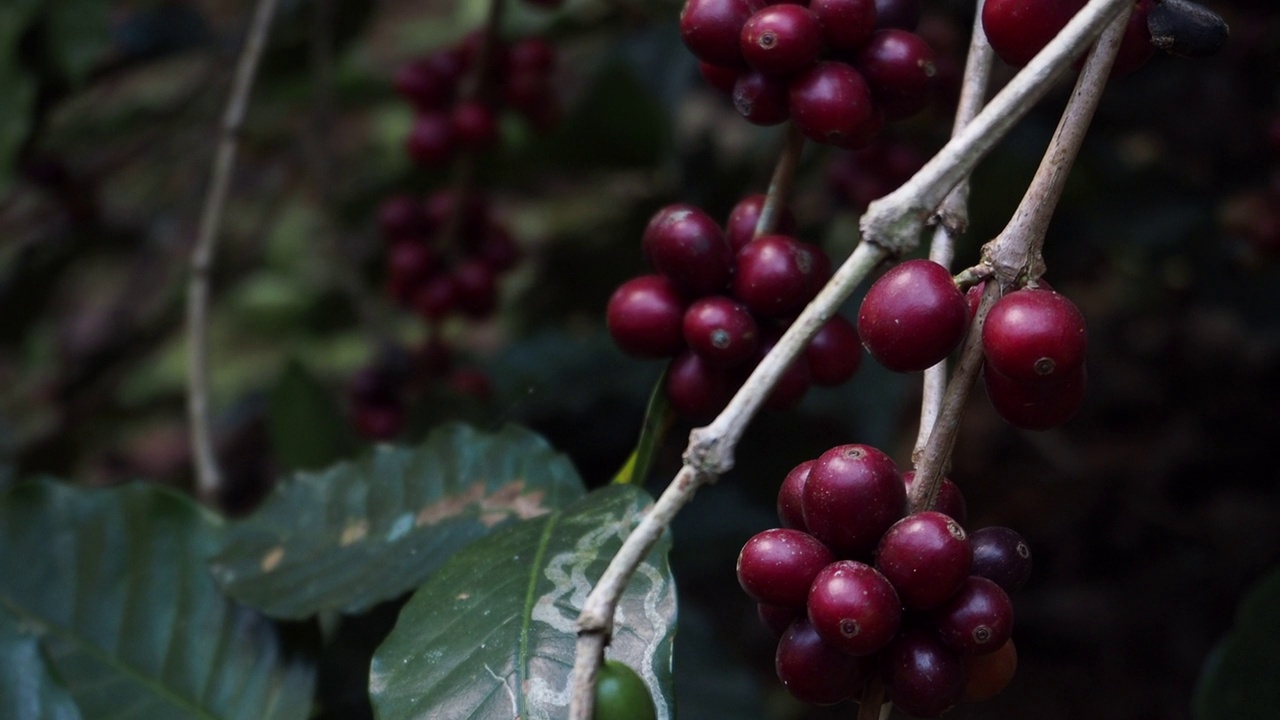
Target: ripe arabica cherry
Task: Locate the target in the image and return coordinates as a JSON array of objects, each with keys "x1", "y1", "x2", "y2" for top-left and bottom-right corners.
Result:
[
  {"x1": 804, "y1": 315, "x2": 862, "y2": 386},
  {"x1": 933, "y1": 576, "x2": 1015, "y2": 655},
  {"x1": 666, "y1": 350, "x2": 733, "y2": 418},
  {"x1": 856, "y1": 29, "x2": 937, "y2": 119},
  {"x1": 643, "y1": 204, "x2": 734, "y2": 296},
  {"x1": 732, "y1": 235, "x2": 816, "y2": 317},
  {"x1": 858, "y1": 259, "x2": 968, "y2": 372},
  {"x1": 876, "y1": 511, "x2": 972, "y2": 610},
  {"x1": 982, "y1": 0, "x2": 1085, "y2": 68},
  {"x1": 983, "y1": 362, "x2": 1087, "y2": 430},
  {"x1": 725, "y1": 194, "x2": 798, "y2": 251},
  {"x1": 737, "y1": 528, "x2": 835, "y2": 607},
  {"x1": 788, "y1": 61, "x2": 878, "y2": 149},
  {"x1": 777, "y1": 459, "x2": 814, "y2": 530},
  {"x1": 740, "y1": 5, "x2": 824, "y2": 77},
  {"x1": 880, "y1": 627, "x2": 966, "y2": 718},
  {"x1": 810, "y1": 0, "x2": 877, "y2": 52},
  {"x1": 682, "y1": 296, "x2": 759, "y2": 368},
  {"x1": 680, "y1": 0, "x2": 765, "y2": 67},
  {"x1": 982, "y1": 288, "x2": 1087, "y2": 384},
  {"x1": 606, "y1": 275, "x2": 687, "y2": 358},
  {"x1": 807, "y1": 560, "x2": 902, "y2": 655},
  {"x1": 969, "y1": 526, "x2": 1033, "y2": 593},
  {"x1": 802, "y1": 444, "x2": 905, "y2": 557},
  {"x1": 733, "y1": 71, "x2": 792, "y2": 126},
  {"x1": 776, "y1": 617, "x2": 870, "y2": 705},
  {"x1": 902, "y1": 471, "x2": 968, "y2": 527}
]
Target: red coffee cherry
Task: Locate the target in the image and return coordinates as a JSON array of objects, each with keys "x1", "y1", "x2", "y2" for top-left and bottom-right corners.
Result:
[
  {"x1": 378, "y1": 194, "x2": 430, "y2": 241},
  {"x1": 683, "y1": 296, "x2": 760, "y2": 368},
  {"x1": 733, "y1": 70, "x2": 792, "y2": 126},
  {"x1": 606, "y1": 275, "x2": 687, "y2": 358},
  {"x1": 406, "y1": 111, "x2": 457, "y2": 166},
  {"x1": 452, "y1": 259, "x2": 499, "y2": 318},
  {"x1": 880, "y1": 627, "x2": 966, "y2": 718},
  {"x1": 933, "y1": 576, "x2": 1015, "y2": 655},
  {"x1": 961, "y1": 638, "x2": 1018, "y2": 702},
  {"x1": 982, "y1": 0, "x2": 1086, "y2": 68},
  {"x1": 732, "y1": 235, "x2": 816, "y2": 317},
  {"x1": 1112, "y1": 0, "x2": 1156, "y2": 76},
  {"x1": 876, "y1": 511, "x2": 972, "y2": 609},
  {"x1": 805, "y1": 315, "x2": 862, "y2": 386},
  {"x1": 643, "y1": 204, "x2": 734, "y2": 296},
  {"x1": 394, "y1": 54, "x2": 460, "y2": 110},
  {"x1": 423, "y1": 189, "x2": 489, "y2": 237},
  {"x1": 477, "y1": 225, "x2": 522, "y2": 273},
  {"x1": 758, "y1": 603, "x2": 802, "y2": 638},
  {"x1": 801, "y1": 444, "x2": 905, "y2": 557},
  {"x1": 856, "y1": 29, "x2": 937, "y2": 120},
  {"x1": 969, "y1": 526, "x2": 1033, "y2": 593},
  {"x1": 385, "y1": 241, "x2": 439, "y2": 304},
  {"x1": 982, "y1": 288, "x2": 1087, "y2": 384},
  {"x1": 451, "y1": 100, "x2": 499, "y2": 150},
  {"x1": 737, "y1": 528, "x2": 836, "y2": 607},
  {"x1": 807, "y1": 560, "x2": 902, "y2": 655},
  {"x1": 740, "y1": 5, "x2": 824, "y2": 77},
  {"x1": 873, "y1": 0, "x2": 921, "y2": 31},
  {"x1": 983, "y1": 362, "x2": 1087, "y2": 430},
  {"x1": 680, "y1": 0, "x2": 765, "y2": 67},
  {"x1": 810, "y1": 0, "x2": 878, "y2": 53},
  {"x1": 857, "y1": 259, "x2": 969, "y2": 373},
  {"x1": 413, "y1": 275, "x2": 459, "y2": 321},
  {"x1": 775, "y1": 617, "x2": 870, "y2": 705},
  {"x1": 777, "y1": 459, "x2": 814, "y2": 530},
  {"x1": 726, "y1": 193, "x2": 798, "y2": 251},
  {"x1": 788, "y1": 61, "x2": 878, "y2": 149},
  {"x1": 902, "y1": 471, "x2": 968, "y2": 528},
  {"x1": 666, "y1": 350, "x2": 733, "y2": 418},
  {"x1": 753, "y1": 332, "x2": 814, "y2": 410}
]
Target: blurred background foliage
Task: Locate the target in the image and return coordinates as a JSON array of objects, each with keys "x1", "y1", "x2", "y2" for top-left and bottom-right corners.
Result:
[{"x1": 1, "y1": 0, "x2": 1279, "y2": 718}]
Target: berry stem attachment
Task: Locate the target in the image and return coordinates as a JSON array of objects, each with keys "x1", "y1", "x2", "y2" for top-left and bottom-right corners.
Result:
[
  {"x1": 753, "y1": 123, "x2": 806, "y2": 240},
  {"x1": 186, "y1": 0, "x2": 281, "y2": 504},
  {"x1": 857, "y1": 676, "x2": 886, "y2": 720}
]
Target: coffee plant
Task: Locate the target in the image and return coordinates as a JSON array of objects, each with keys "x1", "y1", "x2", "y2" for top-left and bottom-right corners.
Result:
[{"x1": 1, "y1": 0, "x2": 1279, "y2": 719}]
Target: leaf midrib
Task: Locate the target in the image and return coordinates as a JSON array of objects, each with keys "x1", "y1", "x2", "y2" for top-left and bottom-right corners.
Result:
[{"x1": 515, "y1": 511, "x2": 560, "y2": 718}]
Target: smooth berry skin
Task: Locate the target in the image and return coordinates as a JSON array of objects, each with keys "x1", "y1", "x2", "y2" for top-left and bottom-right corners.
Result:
[
  {"x1": 873, "y1": 0, "x2": 921, "y2": 30},
  {"x1": 982, "y1": 288, "x2": 1087, "y2": 383},
  {"x1": 810, "y1": 0, "x2": 877, "y2": 52},
  {"x1": 857, "y1": 259, "x2": 968, "y2": 373},
  {"x1": 666, "y1": 350, "x2": 733, "y2": 418},
  {"x1": 759, "y1": 603, "x2": 802, "y2": 638},
  {"x1": 802, "y1": 444, "x2": 906, "y2": 558},
  {"x1": 902, "y1": 472, "x2": 968, "y2": 528},
  {"x1": 788, "y1": 61, "x2": 877, "y2": 149},
  {"x1": 1112, "y1": 0, "x2": 1155, "y2": 77},
  {"x1": 776, "y1": 617, "x2": 870, "y2": 705},
  {"x1": 594, "y1": 660, "x2": 657, "y2": 720},
  {"x1": 856, "y1": 29, "x2": 937, "y2": 120},
  {"x1": 740, "y1": 5, "x2": 824, "y2": 77},
  {"x1": 933, "y1": 576, "x2": 1014, "y2": 656},
  {"x1": 698, "y1": 61, "x2": 740, "y2": 94},
  {"x1": 733, "y1": 235, "x2": 816, "y2": 317},
  {"x1": 982, "y1": 0, "x2": 1085, "y2": 68},
  {"x1": 394, "y1": 55, "x2": 459, "y2": 110},
  {"x1": 876, "y1": 511, "x2": 972, "y2": 610},
  {"x1": 680, "y1": 0, "x2": 766, "y2": 68},
  {"x1": 983, "y1": 362, "x2": 1086, "y2": 430},
  {"x1": 378, "y1": 194, "x2": 429, "y2": 241},
  {"x1": 880, "y1": 627, "x2": 966, "y2": 718},
  {"x1": 451, "y1": 100, "x2": 499, "y2": 150},
  {"x1": 642, "y1": 204, "x2": 734, "y2": 296},
  {"x1": 807, "y1": 560, "x2": 902, "y2": 655},
  {"x1": 969, "y1": 526, "x2": 1033, "y2": 593},
  {"x1": 607, "y1": 275, "x2": 687, "y2": 358},
  {"x1": 777, "y1": 459, "x2": 814, "y2": 530},
  {"x1": 725, "y1": 194, "x2": 798, "y2": 251},
  {"x1": 805, "y1": 315, "x2": 862, "y2": 386},
  {"x1": 405, "y1": 112, "x2": 456, "y2": 166},
  {"x1": 683, "y1": 296, "x2": 759, "y2": 368},
  {"x1": 962, "y1": 638, "x2": 1018, "y2": 702},
  {"x1": 753, "y1": 333, "x2": 814, "y2": 410},
  {"x1": 737, "y1": 528, "x2": 836, "y2": 607},
  {"x1": 732, "y1": 71, "x2": 792, "y2": 126}
]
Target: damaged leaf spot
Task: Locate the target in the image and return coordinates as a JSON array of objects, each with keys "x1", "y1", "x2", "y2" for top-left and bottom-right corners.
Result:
[
  {"x1": 414, "y1": 480, "x2": 553, "y2": 528},
  {"x1": 261, "y1": 546, "x2": 285, "y2": 572},
  {"x1": 340, "y1": 520, "x2": 369, "y2": 546}
]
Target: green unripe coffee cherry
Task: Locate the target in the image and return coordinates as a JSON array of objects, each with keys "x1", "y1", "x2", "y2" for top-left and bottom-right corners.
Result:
[{"x1": 594, "y1": 660, "x2": 657, "y2": 720}]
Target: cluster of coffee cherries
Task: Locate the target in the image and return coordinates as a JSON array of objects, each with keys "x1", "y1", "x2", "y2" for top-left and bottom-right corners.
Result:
[
  {"x1": 606, "y1": 195, "x2": 862, "y2": 418},
  {"x1": 395, "y1": 32, "x2": 559, "y2": 167},
  {"x1": 983, "y1": 0, "x2": 1155, "y2": 76},
  {"x1": 737, "y1": 444, "x2": 1031, "y2": 716},
  {"x1": 681, "y1": 0, "x2": 938, "y2": 147},
  {"x1": 826, "y1": 135, "x2": 924, "y2": 211},
  {"x1": 856, "y1": 259, "x2": 1088, "y2": 430}
]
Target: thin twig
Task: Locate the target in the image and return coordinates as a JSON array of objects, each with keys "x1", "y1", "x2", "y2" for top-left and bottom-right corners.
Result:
[
  {"x1": 908, "y1": 4, "x2": 1132, "y2": 513},
  {"x1": 187, "y1": 0, "x2": 281, "y2": 503},
  {"x1": 857, "y1": 676, "x2": 886, "y2": 720},
  {"x1": 753, "y1": 123, "x2": 805, "y2": 239},
  {"x1": 914, "y1": 0, "x2": 996, "y2": 462}
]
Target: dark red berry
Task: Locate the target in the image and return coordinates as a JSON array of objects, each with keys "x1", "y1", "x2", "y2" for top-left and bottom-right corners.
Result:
[
  {"x1": 805, "y1": 315, "x2": 862, "y2": 386},
  {"x1": 961, "y1": 638, "x2": 1017, "y2": 702},
  {"x1": 733, "y1": 70, "x2": 792, "y2": 125},
  {"x1": 452, "y1": 259, "x2": 498, "y2": 318},
  {"x1": 807, "y1": 560, "x2": 902, "y2": 655},
  {"x1": 857, "y1": 259, "x2": 968, "y2": 373},
  {"x1": 423, "y1": 189, "x2": 489, "y2": 237},
  {"x1": 788, "y1": 61, "x2": 878, "y2": 149},
  {"x1": 797, "y1": 241, "x2": 832, "y2": 301},
  {"x1": 983, "y1": 362, "x2": 1087, "y2": 430},
  {"x1": 982, "y1": 0, "x2": 1085, "y2": 68},
  {"x1": 666, "y1": 350, "x2": 733, "y2": 418},
  {"x1": 451, "y1": 100, "x2": 499, "y2": 150},
  {"x1": 759, "y1": 603, "x2": 802, "y2": 638},
  {"x1": 699, "y1": 61, "x2": 740, "y2": 93},
  {"x1": 777, "y1": 459, "x2": 814, "y2": 530},
  {"x1": 740, "y1": 5, "x2": 824, "y2": 77},
  {"x1": 507, "y1": 36, "x2": 556, "y2": 75},
  {"x1": 406, "y1": 111, "x2": 457, "y2": 166},
  {"x1": 902, "y1": 472, "x2": 968, "y2": 528},
  {"x1": 378, "y1": 194, "x2": 429, "y2": 241},
  {"x1": 776, "y1": 617, "x2": 870, "y2": 705},
  {"x1": 726, "y1": 194, "x2": 798, "y2": 251},
  {"x1": 643, "y1": 204, "x2": 734, "y2": 295},
  {"x1": 386, "y1": 241, "x2": 439, "y2": 304},
  {"x1": 856, "y1": 29, "x2": 937, "y2": 120},
  {"x1": 982, "y1": 288, "x2": 1087, "y2": 384},
  {"x1": 876, "y1": 511, "x2": 972, "y2": 610},
  {"x1": 394, "y1": 55, "x2": 459, "y2": 110},
  {"x1": 1111, "y1": 0, "x2": 1156, "y2": 76},
  {"x1": 607, "y1": 275, "x2": 688, "y2": 358},
  {"x1": 683, "y1": 296, "x2": 759, "y2": 368},
  {"x1": 478, "y1": 225, "x2": 521, "y2": 273},
  {"x1": 802, "y1": 444, "x2": 905, "y2": 557},
  {"x1": 933, "y1": 576, "x2": 1014, "y2": 655},
  {"x1": 737, "y1": 528, "x2": 836, "y2": 607},
  {"x1": 733, "y1": 235, "x2": 816, "y2": 317},
  {"x1": 969, "y1": 526, "x2": 1033, "y2": 593},
  {"x1": 880, "y1": 627, "x2": 966, "y2": 718},
  {"x1": 753, "y1": 332, "x2": 814, "y2": 411},
  {"x1": 811, "y1": 0, "x2": 878, "y2": 52},
  {"x1": 680, "y1": 0, "x2": 766, "y2": 67},
  {"x1": 874, "y1": 0, "x2": 921, "y2": 30},
  {"x1": 413, "y1": 275, "x2": 459, "y2": 321}
]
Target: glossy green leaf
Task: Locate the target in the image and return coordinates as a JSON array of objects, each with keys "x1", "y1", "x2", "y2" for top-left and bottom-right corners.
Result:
[
  {"x1": 612, "y1": 369, "x2": 673, "y2": 486},
  {"x1": 369, "y1": 484, "x2": 676, "y2": 720},
  {"x1": 267, "y1": 360, "x2": 357, "y2": 472},
  {"x1": 212, "y1": 423, "x2": 587, "y2": 619},
  {"x1": 0, "y1": 606, "x2": 82, "y2": 720},
  {"x1": 0, "y1": 479, "x2": 315, "y2": 720},
  {"x1": 1193, "y1": 567, "x2": 1280, "y2": 720}
]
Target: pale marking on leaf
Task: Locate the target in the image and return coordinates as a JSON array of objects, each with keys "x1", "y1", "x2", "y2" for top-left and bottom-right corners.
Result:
[
  {"x1": 413, "y1": 483, "x2": 486, "y2": 527},
  {"x1": 484, "y1": 663, "x2": 520, "y2": 719},
  {"x1": 479, "y1": 512, "x2": 507, "y2": 528},
  {"x1": 340, "y1": 519, "x2": 368, "y2": 546},
  {"x1": 261, "y1": 546, "x2": 285, "y2": 572},
  {"x1": 456, "y1": 592, "x2": 471, "y2": 601},
  {"x1": 414, "y1": 481, "x2": 552, "y2": 529},
  {"x1": 385, "y1": 513, "x2": 414, "y2": 542}
]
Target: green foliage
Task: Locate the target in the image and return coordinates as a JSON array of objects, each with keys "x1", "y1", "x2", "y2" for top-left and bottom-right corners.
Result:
[
  {"x1": 44, "y1": 0, "x2": 111, "y2": 84},
  {"x1": 0, "y1": 606, "x2": 82, "y2": 720},
  {"x1": 594, "y1": 660, "x2": 658, "y2": 720},
  {"x1": 267, "y1": 360, "x2": 358, "y2": 472},
  {"x1": 0, "y1": 479, "x2": 315, "y2": 720},
  {"x1": 0, "y1": 0, "x2": 39, "y2": 195},
  {"x1": 369, "y1": 484, "x2": 676, "y2": 719},
  {"x1": 1193, "y1": 567, "x2": 1280, "y2": 720},
  {"x1": 212, "y1": 423, "x2": 587, "y2": 619}
]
